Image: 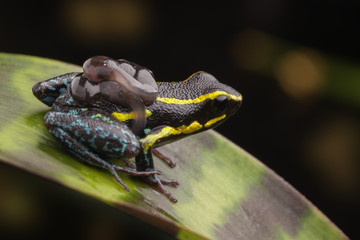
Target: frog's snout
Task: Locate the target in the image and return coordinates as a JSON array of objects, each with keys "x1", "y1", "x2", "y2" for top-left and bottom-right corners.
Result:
[
  {"x1": 236, "y1": 93, "x2": 243, "y2": 109},
  {"x1": 227, "y1": 90, "x2": 242, "y2": 116},
  {"x1": 230, "y1": 95, "x2": 242, "y2": 116}
]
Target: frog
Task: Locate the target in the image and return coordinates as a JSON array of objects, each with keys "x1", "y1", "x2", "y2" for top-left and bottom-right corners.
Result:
[{"x1": 32, "y1": 56, "x2": 242, "y2": 203}]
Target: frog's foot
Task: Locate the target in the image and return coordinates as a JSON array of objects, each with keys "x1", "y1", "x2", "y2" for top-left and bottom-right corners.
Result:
[
  {"x1": 159, "y1": 178, "x2": 179, "y2": 186},
  {"x1": 143, "y1": 174, "x2": 179, "y2": 203},
  {"x1": 106, "y1": 164, "x2": 130, "y2": 192},
  {"x1": 118, "y1": 159, "x2": 163, "y2": 176},
  {"x1": 112, "y1": 164, "x2": 161, "y2": 176},
  {"x1": 152, "y1": 149, "x2": 176, "y2": 168},
  {"x1": 109, "y1": 164, "x2": 161, "y2": 192}
]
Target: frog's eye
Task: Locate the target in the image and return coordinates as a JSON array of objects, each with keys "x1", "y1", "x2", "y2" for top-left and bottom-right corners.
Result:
[
  {"x1": 71, "y1": 74, "x2": 101, "y2": 104},
  {"x1": 213, "y1": 95, "x2": 229, "y2": 111}
]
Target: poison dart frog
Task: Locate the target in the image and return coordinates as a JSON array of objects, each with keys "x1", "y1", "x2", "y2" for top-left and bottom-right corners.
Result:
[{"x1": 32, "y1": 56, "x2": 242, "y2": 203}]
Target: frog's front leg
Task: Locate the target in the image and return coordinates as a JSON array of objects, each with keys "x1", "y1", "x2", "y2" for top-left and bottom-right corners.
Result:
[
  {"x1": 44, "y1": 111, "x2": 160, "y2": 191},
  {"x1": 137, "y1": 126, "x2": 180, "y2": 203}
]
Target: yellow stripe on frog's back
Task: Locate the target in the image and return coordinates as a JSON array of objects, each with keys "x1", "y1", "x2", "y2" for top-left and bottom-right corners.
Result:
[
  {"x1": 156, "y1": 91, "x2": 242, "y2": 105},
  {"x1": 112, "y1": 109, "x2": 152, "y2": 122}
]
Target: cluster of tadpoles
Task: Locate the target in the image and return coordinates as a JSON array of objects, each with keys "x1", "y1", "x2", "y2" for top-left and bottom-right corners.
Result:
[{"x1": 71, "y1": 56, "x2": 159, "y2": 135}]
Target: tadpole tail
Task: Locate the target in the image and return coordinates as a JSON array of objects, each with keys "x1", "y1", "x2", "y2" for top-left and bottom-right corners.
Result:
[
  {"x1": 83, "y1": 56, "x2": 148, "y2": 135},
  {"x1": 128, "y1": 95, "x2": 146, "y2": 136}
]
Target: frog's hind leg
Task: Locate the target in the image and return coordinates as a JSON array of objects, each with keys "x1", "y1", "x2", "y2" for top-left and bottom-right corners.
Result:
[
  {"x1": 44, "y1": 111, "x2": 160, "y2": 191},
  {"x1": 58, "y1": 130, "x2": 131, "y2": 191}
]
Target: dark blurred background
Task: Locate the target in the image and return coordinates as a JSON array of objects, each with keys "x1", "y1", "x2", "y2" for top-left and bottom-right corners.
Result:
[{"x1": 1, "y1": 0, "x2": 359, "y2": 239}]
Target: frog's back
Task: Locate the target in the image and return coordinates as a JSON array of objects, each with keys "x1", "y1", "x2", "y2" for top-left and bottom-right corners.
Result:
[{"x1": 144, "y1": 71, "x2": 242, "y2": 128}]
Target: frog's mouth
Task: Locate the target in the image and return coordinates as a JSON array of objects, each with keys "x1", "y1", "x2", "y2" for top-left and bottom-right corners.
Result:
[
  {"x1": 172, "y1": 114, "x2": 227, "y2": 137},
  {"x1": 203, "y1": 114, "x2": 227, "y2": 129}
]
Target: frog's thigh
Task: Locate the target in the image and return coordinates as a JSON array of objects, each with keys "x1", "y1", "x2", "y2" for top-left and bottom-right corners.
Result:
[{"x1": 44, "y1": 111, "x2": 140, "y2": 159}]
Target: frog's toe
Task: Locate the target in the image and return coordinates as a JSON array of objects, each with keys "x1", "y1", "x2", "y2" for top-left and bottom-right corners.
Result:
[
  {"x1": 144, "y1": 175, "x2": 178, "y2": 203},
  {"x1": 159, "y1": 178, "x2": 179, "y2": 187},
  {"x1": 107, "y1": 165, "x2": 130, "y2": 192},
  {"x1": 112, "y1": 164, "x2": 162, "y2": 176}
]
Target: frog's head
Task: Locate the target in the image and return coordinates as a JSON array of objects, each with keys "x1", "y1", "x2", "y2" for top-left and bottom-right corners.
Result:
[
  {"x1": 184, "y1": 71, "x2": 242, "y2": 130},
  {"x1": 154, "y1": 71, "x2": 242, "y2": 132}
]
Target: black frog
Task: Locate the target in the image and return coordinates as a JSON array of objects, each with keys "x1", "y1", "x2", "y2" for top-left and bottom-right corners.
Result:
[{"x1": 32, "y1": 56, "x2": 242, "y2": 202}]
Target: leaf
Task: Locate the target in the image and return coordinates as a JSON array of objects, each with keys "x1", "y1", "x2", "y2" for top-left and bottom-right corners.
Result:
[{"x1": 0, "y1": 53, "x2": 348, "y2": 240}]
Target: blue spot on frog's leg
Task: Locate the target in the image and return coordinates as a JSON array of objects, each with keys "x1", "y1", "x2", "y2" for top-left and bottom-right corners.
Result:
[{"x1": 44, "y1": 111, "x2": 140, "y2": 159}]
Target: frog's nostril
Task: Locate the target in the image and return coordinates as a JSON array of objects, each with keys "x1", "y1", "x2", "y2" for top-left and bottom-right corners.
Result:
[{"x1": 32, "y1": 82, "x2": 41, "y2": 97}]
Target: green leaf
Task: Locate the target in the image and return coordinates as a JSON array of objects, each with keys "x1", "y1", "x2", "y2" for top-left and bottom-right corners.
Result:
[{"x1": 0, "y1": 53, "x2": 348, "y2": 239}]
